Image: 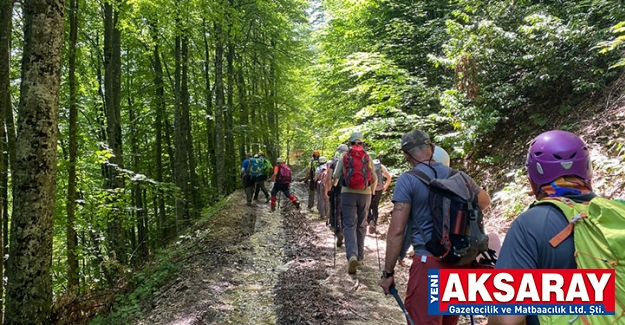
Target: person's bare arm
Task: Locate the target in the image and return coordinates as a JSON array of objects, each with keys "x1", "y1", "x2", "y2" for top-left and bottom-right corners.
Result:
[
  {"x1": 477, "y1": 188, "x2": 491, "y2": 211},
  {"x1": 324, "y1": 167, "x2": 333, "y2": 198},
  {"x1": 382, "y1": 166, "x2": 392, "y2": 191},
  {"x1": 379, "y1": 201, "x2": 411, "y2": 293}
]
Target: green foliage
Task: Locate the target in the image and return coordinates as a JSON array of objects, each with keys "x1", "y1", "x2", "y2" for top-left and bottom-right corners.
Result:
[
  {"x1": 598, "y1": 21, "x2": 625, "y2": 69},
  {"x1": 89, "y1": 198, "x2": 226, "y2": 324},
  {"x1": 307, "y1": 0, "x2": 625, "y2": 164},
  {"x1": 89, "y1": 259, "x2": 180, "y2": 325},
  {"x1": 491, "y1": 169, "x2": 534, "y2": 220}
]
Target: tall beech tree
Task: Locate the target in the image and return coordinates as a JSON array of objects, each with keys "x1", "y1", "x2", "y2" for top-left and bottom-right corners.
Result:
[
  {"x1": 104, "y1": 0, "x2": 126, "y2": 268},
  {"x1": 5, "y1": 0, "x2": 65, "y2": 323}
]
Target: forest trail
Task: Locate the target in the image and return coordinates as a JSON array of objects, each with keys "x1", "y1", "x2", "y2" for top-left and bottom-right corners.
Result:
[{"x1": 131, "y1": 181, "x2": 485, "y2": 325}]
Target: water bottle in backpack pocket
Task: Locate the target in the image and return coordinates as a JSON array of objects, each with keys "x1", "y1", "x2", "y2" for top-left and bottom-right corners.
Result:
[{"x1": 407, "y1": 169, "x2": 488, "y2": 265}]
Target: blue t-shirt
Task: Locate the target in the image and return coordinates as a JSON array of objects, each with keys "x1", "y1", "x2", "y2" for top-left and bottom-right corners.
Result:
[
  {"x1": 496, "y1": 193, "x2": 596, "y2": 270},
  {"x1": 392, "y1": 163, "x2": 481, "y2": 254},
  {"x1": 496, "y1": 193, "x2": 595, "y2": 325},
  {"x1": 241, "y1": 158, "x2": 250, "y2": 174}
]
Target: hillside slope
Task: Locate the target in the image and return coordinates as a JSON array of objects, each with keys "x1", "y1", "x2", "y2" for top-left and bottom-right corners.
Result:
[{"x1": 475, "y1": 73, "x2": 625, "y2": 235}]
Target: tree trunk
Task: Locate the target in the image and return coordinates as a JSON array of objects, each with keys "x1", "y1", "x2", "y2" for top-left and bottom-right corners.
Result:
[
  {"x1": 104, "y1": 0, "x2": 127, "y2": 266},
  {"x1": 0, "y1": 0, "x2": 15, "y2": 313},
  {"x1": 4, "y1": 93, "x2": 15, "y2": 250},
  {"x1": 5, "y1": 0, "x2": 64, "y2": 323},
  {"x1": 237, "y1": 56, "x2": 249, "y2": 161},
  {"x1": 267, "y1": 41, "x2": 279, "y2": 161},
  {"x1": 202, "y1": 19, "x2": 217, "y2": 196},
  {"x1": 225, "y1": 41, "x2": 236, "y2": 193},
  {"x1": 67, "y1": 0, "x2": 79, "y2": 292},
  {"x1": 174, "y1": 29, "x2": 190, "y2": 224},
  {"x1": 129, "y1": 101, "x2": 148, "y2": 262},
  {"x1": 181, "y1": 34, "x2": 201, "y2": 219},
  {"x1": 214, "y1": 22, "x2": 225, "y2": 196},
  {"x1": 150, "y1": 20, "x2": 168, "y2": 244}
]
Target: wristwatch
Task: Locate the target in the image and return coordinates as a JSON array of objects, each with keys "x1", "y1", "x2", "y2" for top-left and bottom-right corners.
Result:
[{"x1": 381, "y1": 270, "x2": 394, "y2": 279}]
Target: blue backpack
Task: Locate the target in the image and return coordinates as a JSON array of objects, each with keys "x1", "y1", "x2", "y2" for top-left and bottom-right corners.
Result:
[{"x1": 249, "y1": 157, "x2": 261, "y2": 177}]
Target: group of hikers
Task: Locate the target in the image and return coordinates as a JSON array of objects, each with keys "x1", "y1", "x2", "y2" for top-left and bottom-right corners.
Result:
[
  {"x1": 241, "y1": 128, "x2": 621, "y2": 325},
  {"x1": 376, "y1": 128, "x2": 616, "y2": 325},
  {"x1": 302, "y1": 133, "x2": 398, "y2": 274},
  {"x1": 240, "y1": 152, "x2": 300, "y2": 211}
]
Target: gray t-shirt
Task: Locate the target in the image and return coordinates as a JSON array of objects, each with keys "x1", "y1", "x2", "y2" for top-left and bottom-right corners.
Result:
[{"x1": 392, "y1": 163, "x2": 481, "y2": 254}]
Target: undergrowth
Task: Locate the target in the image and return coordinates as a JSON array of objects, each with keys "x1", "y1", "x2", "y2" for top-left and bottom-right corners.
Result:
[
  {"x1": 490, "y1": 145, "x2": 625, "y2": 223},
  {"x1": 89, "y1": 198, "x2": 230, "y2": 325}
]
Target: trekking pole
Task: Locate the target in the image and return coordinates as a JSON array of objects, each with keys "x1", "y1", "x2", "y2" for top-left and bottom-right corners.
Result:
[
  {"x1": 389, "y1": 286, "x2": 416, "y2": 325},
  {"x1": 333, "y1": 231, "x2": 336, "y2": 267},
  {"x1": 375, "y1": 232, "x2": 381, "y2": 271}
]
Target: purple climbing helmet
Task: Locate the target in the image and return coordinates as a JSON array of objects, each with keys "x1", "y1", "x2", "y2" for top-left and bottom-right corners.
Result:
[{"x1": 526, "y1": 130, "x2": 592, "y2": 185}]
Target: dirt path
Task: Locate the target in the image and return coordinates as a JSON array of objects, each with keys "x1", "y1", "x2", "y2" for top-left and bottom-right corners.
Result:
[{"x1": 132, "y1": 181, "x2": 482, "y2": 325}]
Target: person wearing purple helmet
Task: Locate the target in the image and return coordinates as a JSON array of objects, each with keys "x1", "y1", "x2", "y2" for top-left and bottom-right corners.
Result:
[{"x1": 489, "y1": 130, "x2": 595, "y2": 325}]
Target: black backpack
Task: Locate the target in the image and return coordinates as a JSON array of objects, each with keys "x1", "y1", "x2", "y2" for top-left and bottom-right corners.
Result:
[{"x1": 406, "y1": 169, "x2": 488, "y2": 265}]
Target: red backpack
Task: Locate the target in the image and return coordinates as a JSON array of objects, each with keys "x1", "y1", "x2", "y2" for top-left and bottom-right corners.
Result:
[
  {"x1": 276, "y1": 164, "x2": 292, "y2": 184},
  {"x1": 342, "y1": 145, "x2": 372, "y2": 189}
]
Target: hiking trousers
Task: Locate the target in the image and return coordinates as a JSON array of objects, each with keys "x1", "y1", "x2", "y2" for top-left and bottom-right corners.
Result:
[
  {"x1": 368, "y1": 189, "x2": 383, "y2": 226},
  {"x1": 341, "y1": 192, "x2": 370, "y2": 261},
  {"x1": 406, "y1": 254, "x2": 471, "y2": 325},
  {"x1": 307, "y1": 182, "x2": 316, "y2": 209},
  {"x1": 243, "y1": 175, "x2": 255, "y2": 204},
  {"x1": 329, "y1": 187, "x2": 343, "y2": 235},
  {"x1": 271, "y1": 183, "x2": 299, "y2": 209},
  {"x1": 254, "y1": 175, "x2": 270, "y2": 200},
  {"x1": 317, "y1": 185, "x2": 329, "y2": 218}
]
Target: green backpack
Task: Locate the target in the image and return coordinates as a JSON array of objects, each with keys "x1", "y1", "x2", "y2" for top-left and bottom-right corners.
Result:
[
  {"x1": 260, "y1": 157, "x2": 272, "y2": 176},
  {"x1": 535, "y1": 197, "x2": 625, "y2": 325}
]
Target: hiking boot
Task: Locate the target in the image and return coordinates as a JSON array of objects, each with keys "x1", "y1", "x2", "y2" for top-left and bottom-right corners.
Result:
[
  {"x1": 348, "y1": 256, "x2": 358, "y2": 274},
  {"x1": 357, "y1": 259, "x2": 364, "y2": 266},
  {"x1": 247, "y1": 201, "x2": 252, "y2": 207},
  {"x1": 294, "y1": 201, "x2": 300, "y2": 209},
  {"x1": 336, "y1": 234, "x2": 343, "y2": 247}
]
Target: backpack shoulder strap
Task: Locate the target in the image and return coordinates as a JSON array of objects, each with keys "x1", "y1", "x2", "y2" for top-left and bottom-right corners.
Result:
[
  {"x1": 407, "y1": 167, "x2": 458, "y2": 184},
  {"x1": 407, "y1": 169, "x2": 431, "y2": 184},
  {"x1": 534, "y1": 197, "x2": 589, "y2": 248}
]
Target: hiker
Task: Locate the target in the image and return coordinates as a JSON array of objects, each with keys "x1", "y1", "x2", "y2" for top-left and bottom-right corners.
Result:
[
  {"x1": 489, "y1": 130, "x2": 596, "y2": 325},
  {"x1": 397, "y1": 145, "x2": 452, "y2": 266},
  {"x1": 304, "y1": 150, "x2": 321, "y2": 210},
  {"x1": 378, "y1": 129, "x2": 491, "y2": 325},
  {"x1": 269, "y1": 157, "x2": 301, "y2": 212},
  {"x1": 325, "y1": 144, "x2": 349, "y2": 247},
  {"x1": 314, "y1": 156, "x2": 330, "y2": 219},
  {"x1": 367, "y1": 153, "x2": 392, "y2": 234},
  {"x1": 332, "y1": 132, "x2": 378, "y2": 274},
  {"x1": 240, "y1": 152, "x2": 256, "y2": 206},
  {"x1": 253, "y1": 151, "x2": 272, "y2": 203}
]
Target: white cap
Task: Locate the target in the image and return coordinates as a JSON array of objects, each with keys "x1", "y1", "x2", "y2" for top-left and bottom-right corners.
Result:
[{"x1": 432, "y1": 146, "x2": 450, "y2": 167}]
